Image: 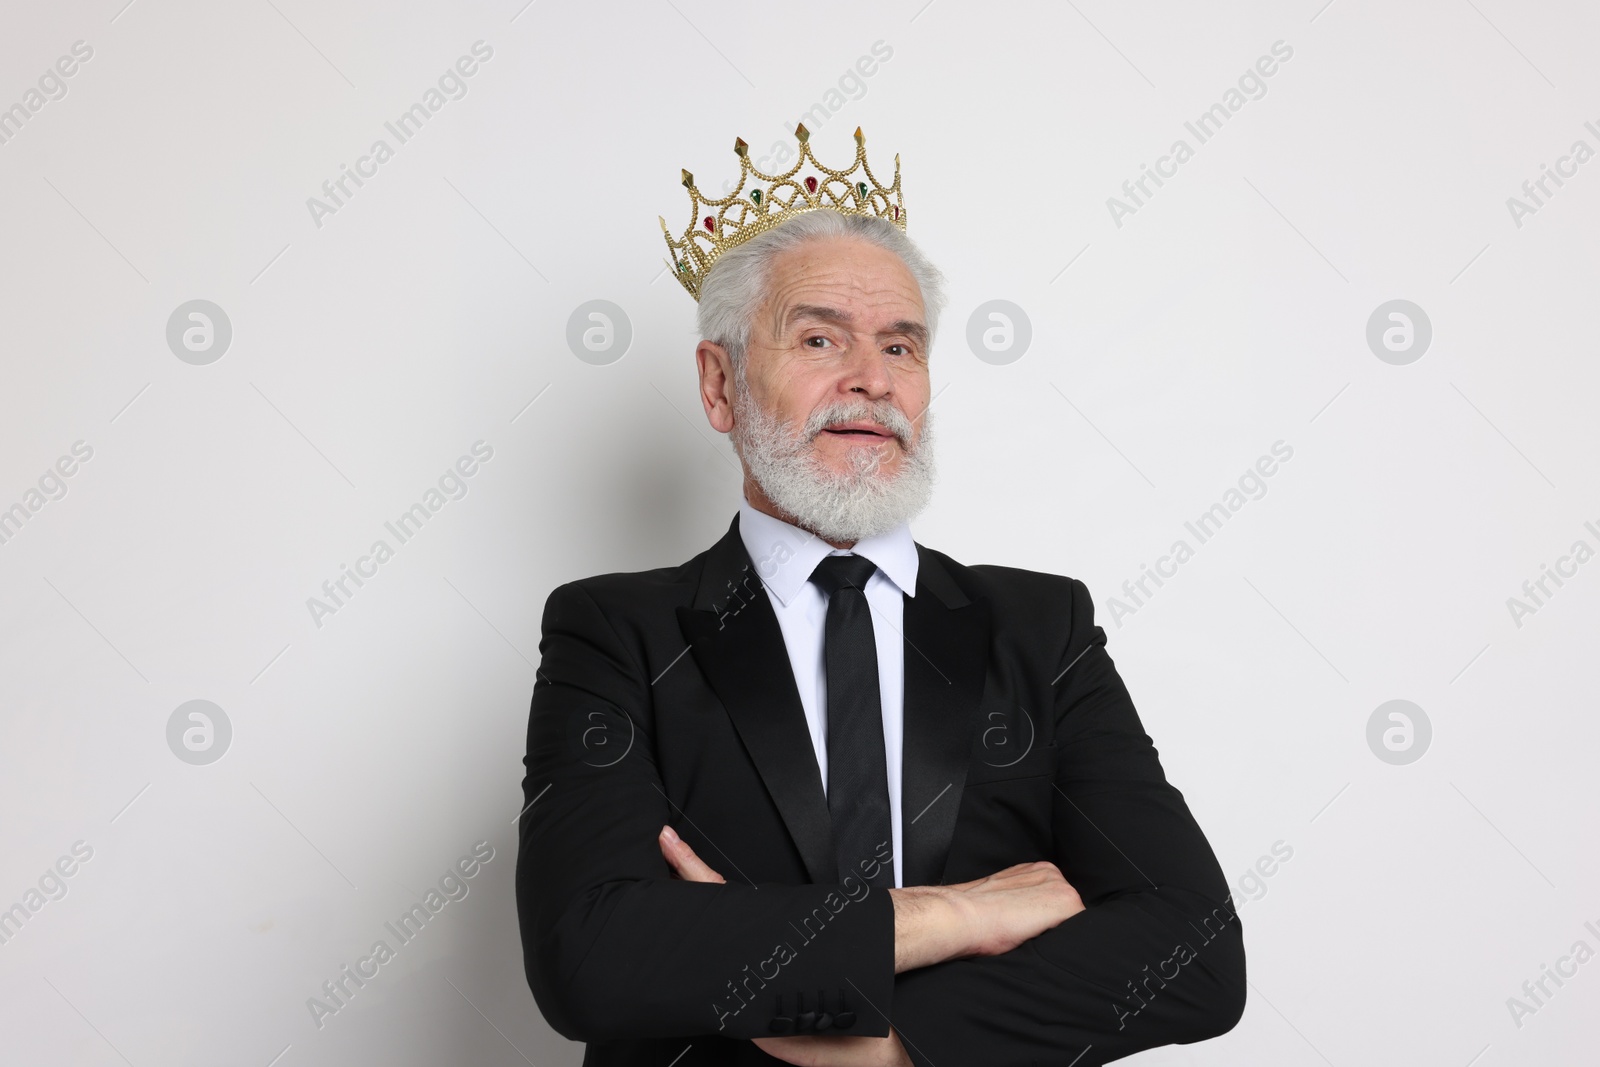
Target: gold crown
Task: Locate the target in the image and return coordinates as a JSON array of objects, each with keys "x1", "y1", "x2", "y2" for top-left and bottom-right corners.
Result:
[{"x1": 659, "y1": 124, "x2": 905, "y2": 300}]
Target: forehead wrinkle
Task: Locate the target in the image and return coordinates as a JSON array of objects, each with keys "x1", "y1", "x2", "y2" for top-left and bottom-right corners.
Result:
[{"x1": 757, "y1": 244, "x2": 925, "y2": 343}]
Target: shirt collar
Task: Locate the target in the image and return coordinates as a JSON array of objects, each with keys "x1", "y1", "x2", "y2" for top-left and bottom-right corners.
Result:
[{"x1": 737, "y1": 494, "x2": 919, "y2": 608}]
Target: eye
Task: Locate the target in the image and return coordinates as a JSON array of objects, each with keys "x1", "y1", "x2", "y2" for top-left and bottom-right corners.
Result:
[
  {"x1": 885, "y1": 343, "x2": 910, "y2": 357},
  {"x1": 804, "y1": 335, "x2": 833, "y2": 348}
]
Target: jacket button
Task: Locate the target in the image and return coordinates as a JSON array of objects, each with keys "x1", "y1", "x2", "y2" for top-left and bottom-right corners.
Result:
[
  {"x1": 768, "y1": 994, "x2": 794, "y2": 1034},
  {"x1": 834, "y1": 1011, "x2": 856, "y2": 1029},
  {"x1": 796, "y1": 1010, "x2": 816, "y2": 1032}
]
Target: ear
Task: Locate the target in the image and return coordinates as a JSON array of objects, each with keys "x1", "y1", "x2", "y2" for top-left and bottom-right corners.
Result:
[{"x1": 696, "y1": 340, "x2": 737, "y2": 434}]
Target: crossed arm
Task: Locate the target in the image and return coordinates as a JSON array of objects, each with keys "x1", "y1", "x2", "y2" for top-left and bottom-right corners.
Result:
[
  {"x1": 519, "y1": 579, "x2": 1244, "y2": 1063},
  {"x1": 659, "y1": 825, "x2": 1087, "y2": 1066}
]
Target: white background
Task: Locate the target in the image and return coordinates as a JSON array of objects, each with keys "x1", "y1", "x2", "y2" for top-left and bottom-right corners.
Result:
[{"x1": 1, "y1": 1, "x2": 1596, "y2": 1064}]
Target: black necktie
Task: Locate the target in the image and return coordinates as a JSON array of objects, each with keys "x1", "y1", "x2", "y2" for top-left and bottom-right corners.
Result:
[{"x1": 809, "y1": 554, "x2": 894, "y2": 889}]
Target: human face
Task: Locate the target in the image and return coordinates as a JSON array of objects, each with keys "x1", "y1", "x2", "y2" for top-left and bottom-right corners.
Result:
[{"x1": 739, "y1": 234, "x2": 931, "y2": 481}]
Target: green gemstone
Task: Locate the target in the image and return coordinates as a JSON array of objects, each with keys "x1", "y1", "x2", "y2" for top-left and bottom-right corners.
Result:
[
  {"x1": 676, "y1": 260, "x2": 687, "y2": 272},
  {"x1": 750, "y1": 188, "x2": 762, "y2": 204},
  {"x1": 857, "y1": 182, "x2": 868, "y2": 199}
]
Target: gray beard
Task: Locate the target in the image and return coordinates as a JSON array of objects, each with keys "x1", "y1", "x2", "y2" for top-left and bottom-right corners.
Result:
[{"x1": 729, "y1": 375, "x2": 937, "y2": 544}]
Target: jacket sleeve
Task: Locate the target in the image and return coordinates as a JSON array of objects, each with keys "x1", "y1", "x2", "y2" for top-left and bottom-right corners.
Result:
[
  {"x1": 890, "y1": 578, "x2": 1246, "y2": 1066},
  {"x1": 516, "y1": 581, "x2": 896, "y2": 1042}
]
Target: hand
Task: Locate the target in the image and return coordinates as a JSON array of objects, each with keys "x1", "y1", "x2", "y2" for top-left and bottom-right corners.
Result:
[
  {"x1": 889, "y1": 861, "x2": 1083, "y2": 972},
  {"x1": 663, "y1": 826, "x2": 1083, "y2": 972},
  {"x1": 754, "y1": 1028, "x2": 912, "y2": 1066},
  {"x1": 943, "y1": 860, "x2": 1085, "y2": 958},
  {"x1": 659, "y1": 824, "x2": 724, "y2": 883}
]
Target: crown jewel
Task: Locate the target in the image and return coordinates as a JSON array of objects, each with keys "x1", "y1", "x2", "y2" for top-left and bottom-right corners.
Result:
[{"x1": 659, "y1": 124, "x2": 905, "y2": 301}]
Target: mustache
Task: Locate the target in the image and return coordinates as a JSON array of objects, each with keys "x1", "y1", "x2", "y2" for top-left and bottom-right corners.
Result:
[{"x1": 801, "y1": 399, "x2": 918, "y2": 445}]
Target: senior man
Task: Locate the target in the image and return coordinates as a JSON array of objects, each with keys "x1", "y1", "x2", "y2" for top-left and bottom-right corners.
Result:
[{"x1": 517, "y1": 127, "x2": 1245, "y2": 1066}]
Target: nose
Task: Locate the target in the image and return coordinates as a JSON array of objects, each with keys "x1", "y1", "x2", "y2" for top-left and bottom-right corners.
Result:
[{"x1": 836, "y1": 342, "x2": 892, "y2": 400}]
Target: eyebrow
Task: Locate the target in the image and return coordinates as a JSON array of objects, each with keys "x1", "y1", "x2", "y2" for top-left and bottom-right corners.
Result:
[
  {"x1": 785, "y1": 304, "x2": 929, "y2": 348},
  {"x1": 884, "y1": 318, "x2": 930, "y2": 348},
  {"x1": 786, "y1": 303, "x2": 851, "y2": 329}
]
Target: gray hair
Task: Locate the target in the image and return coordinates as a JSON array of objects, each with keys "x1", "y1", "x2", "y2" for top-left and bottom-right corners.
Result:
[{"x1": 696, "y1": 210, "x2": 947, "y2": 375}]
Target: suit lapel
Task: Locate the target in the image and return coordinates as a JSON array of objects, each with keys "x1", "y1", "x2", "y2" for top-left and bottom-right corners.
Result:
[
  {"x1": 901, "y1": 546, "x2": 991, "y2": 887},
  {"x1": 675, "y1": 517, "x2": 992, "y2": 890},
  {"x1": 676, "y1": 516, "x2": 838, "y2": 884}
]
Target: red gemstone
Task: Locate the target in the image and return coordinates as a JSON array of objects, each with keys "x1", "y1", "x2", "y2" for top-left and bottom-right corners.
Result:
[
  {"x1": 703, "y1": 215, "x2": 715, "y2": 232},
  {"x1": 893, "y1": 206, "x2": 899, "y2": 220},
  {"x1": 804, "y1": 176, "x2": 818, "y2": 194}
]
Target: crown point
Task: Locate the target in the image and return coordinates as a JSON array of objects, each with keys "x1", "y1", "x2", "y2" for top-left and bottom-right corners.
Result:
[
  {"x1": 681, "y1": 168, "x2": 695, "y2": 188},
  {"x1": 794, "y1": 123, "x2": 810, "y2": 143},
  {"x1": 734, "y1": 137, "x2": 748, "y2": 157},
  {"x1": 854, "y1": 126, "x2": 864, "y2": 146},
  {"x1": 658, "y1": 215, "x2": 668, "y2": 233}
]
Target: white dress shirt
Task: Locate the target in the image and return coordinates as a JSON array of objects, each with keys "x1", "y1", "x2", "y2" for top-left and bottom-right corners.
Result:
[{"x1": 737, "y1": 494, "x2": 919, "y2": 888}]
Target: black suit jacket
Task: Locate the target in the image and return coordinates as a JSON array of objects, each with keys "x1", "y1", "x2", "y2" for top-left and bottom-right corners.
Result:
[{"x1": 517, "y1": 514, "x2": 1245, "y2": 1066}]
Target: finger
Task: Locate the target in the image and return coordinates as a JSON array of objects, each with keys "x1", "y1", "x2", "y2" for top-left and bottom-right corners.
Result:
[
  {"x1": 752, "y1": 1037, "x2": 814, "y2": 1065},
  {"x1": 755, "y1": 1035, "x2": 889, "y2": 1067},
  {"x1": 752, "y1": 1036, "x2": 845, "y2": 1066},
  {"x1": 660, "y1": 834, "x2": 685, "y2": 879},
  {"x1": 659, "y1": 825, "x2": 726, "y2": 883},
  {"x1": 657, "y1": 825, "x2": 689, "y2": 874}
]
